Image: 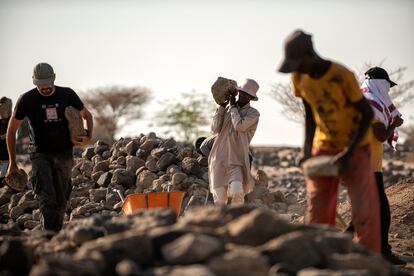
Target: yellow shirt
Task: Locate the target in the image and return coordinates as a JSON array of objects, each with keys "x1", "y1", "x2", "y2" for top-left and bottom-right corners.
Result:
[
  {"x1": 370, "y1": 119, "x2": 384, "y2": 172},
  {"x1": 292, "y1": 61, "x2": 371, "y2": 150}
]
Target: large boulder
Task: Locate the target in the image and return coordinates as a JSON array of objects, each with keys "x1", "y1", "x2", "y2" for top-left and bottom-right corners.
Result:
[{"x1": 161, "y1": 233, "x2": 224, "y2": 265}]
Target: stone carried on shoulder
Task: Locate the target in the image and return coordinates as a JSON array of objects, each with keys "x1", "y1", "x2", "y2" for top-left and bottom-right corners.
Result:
[
  {"x1": 302, "y1": 156, "x2": 339, "y2": 178},
  {"x1": 65, "y1": 106, "x2": 87, "y2": 143},
  {"x1": 211, "y1": 77, "x2": 238, "y2": 105}
]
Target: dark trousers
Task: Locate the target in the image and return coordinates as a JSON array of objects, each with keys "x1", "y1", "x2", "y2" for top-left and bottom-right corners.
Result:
[
  {"x1": 30, "y1": 149, "x2": 73, "y2": 232},
  {"x1": 375, "y1": 172, "x2": 391, "y2": 254}
]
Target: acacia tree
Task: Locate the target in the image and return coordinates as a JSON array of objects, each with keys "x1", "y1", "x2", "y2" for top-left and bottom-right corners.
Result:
[
  {"x1": 155, "y1": 92, "x2": 215, "y2": 143},
  {"x1": 270, "y1": 63, "x2": 414, "y2": 123},
  {"x1": 82, "y1": 86, "x2": 151, "y2": 143}
]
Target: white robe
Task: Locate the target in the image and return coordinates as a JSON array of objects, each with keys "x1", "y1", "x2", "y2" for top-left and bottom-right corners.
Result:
[{"x1": 208, "y1": 103, "x2": 260, "y2": 194}]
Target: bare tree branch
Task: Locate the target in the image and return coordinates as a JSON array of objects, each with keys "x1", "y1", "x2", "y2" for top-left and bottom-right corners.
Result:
[{"x1": 270, "y1": 62, "x2": 414, "y2": 124}]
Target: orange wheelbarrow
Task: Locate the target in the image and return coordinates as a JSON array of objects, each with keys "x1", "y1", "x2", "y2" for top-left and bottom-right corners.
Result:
[{"x1": 112, "y1": 184, "x2": 186, "y2": 217}]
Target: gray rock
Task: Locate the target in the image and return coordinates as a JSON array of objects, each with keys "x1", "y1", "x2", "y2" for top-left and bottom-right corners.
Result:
[
  {"x1": 74, "y1": 231, "x2": 153, "y2": 268},
  {"x1": 136, "y1": 170, "x2": 158, "y2": 190},
  {"x1": 161, "y1": 233, "x2": 224, "y2": 265},
  {"x1": 326, "y1": 253, "x2": 391, "y2": 276},
  {"x1": 172, "y1": 173, "x2": 188, "y2": 187},
  {"x1": 94, "y1": 143, "x2": 110, "y2": 155},
  {"x1": 126, "y1": 156, "x2": 145, "y2": 173},
  {"x1": 125, "y1": 140, "x2": 140, "y2": 156},
  {"x1": 161, "y1": 138, "x2": 177, "y2": 150},
  {"x1": 145, "y1": 157, "x2": 159, "y2": 173},
  {"x1": 80, "y1": 160, "x2": 94, "y2": 178},
  {"x1": 260, "y1": 231, "x2": 321, "y2": 270},
  {"x1": 82, "y1": 146, "x2": 95, "y2": 160},
  {"x1": 91, "y1": 154, "x2": 103, "y2": 165},
  {"x1": 150, "y1": 265, "x2": 214, "y2": 276},
  {"x1": 0, "y1": 239, "x2": 32, "y2": 275},
  {"x1": 297, "y1": 268, "x2": 371, "y2": 276},
  {"x1": 117, "y1": 156, "x2": 127, "y2": 166},
  {"x1": 16, "y1": 213, "x2": 33, "y2": 227},
  {"x1": 0, "y1": 186, "x2": 15, "y2": 206},
  {"x1": 227, "y1": 209, "x2": 296, "y2": 246},
  {"x1": 93, "y1": 160, "x2": 110, "y2": 173},
  {"x1": 157, "y1": 152, "x2": 179, "y2": 171},
  {"x1": 102, "y1": 150, "x2": 111, "y2": 159},
  {"x1": 90, "y1": 188, "x2": 107, "y2": 203},
  {"x1": 23, "y1": 220, "x2": 39, "y2": 229},
  {"x1": 0, "y1": 223, "x2": 21, "y2": 236},
  {"x1": 69, "y1": 225, "x2": 107, "y2": 245},
  {"x1": 96, "y1": 172, "x2": 112, "y2": 187},
  {"x1": 91, "y1": 171, "x2": 104, "y2": 182},
  {"x1": 197, "y1": 156, "x2": 208, "y2": 167},
  {"x1": 151, "y1": 147, "x2": 167, "y2": 159},
  {"x1": 9, "y1": 205, "x2": 25, "y2": 221},
  {"x1": 140, "y1": 139, "x2": 159, "y2": 152},
  {"x1": 135, "y1": 149, "x2": 149, "y2": 160},
  {"x1": 115, "y1": 259, "x2": 143, "y2": 276},
  {"x1": 167, "y1": 165, "x2": 182, "y2": 175},
  {"x1": 181, "y1": 157, "x2": 202, "y2": 176},
  {"x1": 177, "y1": 147, "x2": 193, "y2": 160},
  {"x1": 208, "y1": 250, "x2": 270, "y2": 276},
  {"x1": 111, "y1": 169, "x2": 136, "y2": 188}
]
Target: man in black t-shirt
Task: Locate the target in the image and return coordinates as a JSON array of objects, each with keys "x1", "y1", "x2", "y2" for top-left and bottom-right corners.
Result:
[{"x1": 6, "y1": 63, "x2": 94, "y2": 232}]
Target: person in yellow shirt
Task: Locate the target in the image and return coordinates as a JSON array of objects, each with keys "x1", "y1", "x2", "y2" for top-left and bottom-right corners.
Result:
[
  {"x1": 362, "y1": 67, "x2": 405, "y2": 264},
  {"x1": 278, "y1": 30, "x2": 381, "y2": 254}
]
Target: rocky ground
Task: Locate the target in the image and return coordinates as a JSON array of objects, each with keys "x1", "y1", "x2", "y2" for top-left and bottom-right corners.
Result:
[{"x1": 0, "y1": 133, "x2": 413, "y2": 275}]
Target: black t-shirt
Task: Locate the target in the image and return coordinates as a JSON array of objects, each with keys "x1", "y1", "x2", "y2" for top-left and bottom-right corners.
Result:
[
  {"x1": 0, "y1": 117, "x2": 10, "y2": 160},
  {"x1": 14, "y1": 86, "x2": 84, "y2": 153}
]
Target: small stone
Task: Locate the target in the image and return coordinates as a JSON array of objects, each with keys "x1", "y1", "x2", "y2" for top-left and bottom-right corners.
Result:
[
  {"x1": 125, "y1": 140, "x2": 140, "y2": 156},
  {"x1": 172, "y1": 173, "x2": 188, "y2": 187},
  {"x1": 126, "y1": 156, "x2": 145, "y2": 173},
  {"x1": 181, "y1": 157, "x2": 202, "y2": 176},
  {"x1": 93, "y1": 160, "x2": 110, "y2": 173},
  {"x1": 111, "y1": 169, "x2": 136, "y2": 188},
  {"x1": 208, "y1": 250, "x2": 269, "y2": 276},
  {"x1": 115, "y1": 259, "x2": 143, "y2": 276},
  {"x1": 89, "y1": 188, "x2": 107, "y2": 203},
  {"x1": 162, "y1": 233, "x2": 224, "y2": 265},
  {"x1": 157, "y1": 152, "x2": 179, "y2": 171},
  {"x1": 69, "y1": 225, "x2": 107, "y2": 246},
  {"x1": 82, "y1": 147, "x2": 95, "y2": 160},
  {"x1": 136, "y1": 170, "x2": 158, "y2": 190},
  {"x1": 140, "y1": 139, "x2": 159, "y2": 152},
  {"x1": 117, "y1": 156, "x2": 127, "y2": 166},
  {"x1": 97, "y1": 172, "x2": 112, "y2": 187},
  {"x1": 145, "y1": 157, "x2": 159, "y2": 173}
]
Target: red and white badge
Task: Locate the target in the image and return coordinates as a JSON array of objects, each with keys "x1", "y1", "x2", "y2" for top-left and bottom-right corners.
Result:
[{"x1": 45, "y1": 107, "x2": 58, "y2": 120}]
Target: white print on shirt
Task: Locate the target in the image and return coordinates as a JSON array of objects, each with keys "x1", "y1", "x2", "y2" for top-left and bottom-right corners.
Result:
[{"x1": 42, "y1": 103, "x2": 61, "y2": 122}]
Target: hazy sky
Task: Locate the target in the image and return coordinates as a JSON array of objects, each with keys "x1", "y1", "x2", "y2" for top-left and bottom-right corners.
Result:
[{"x1": 1, "y1": 0, "x2": 413, "y2": 146}]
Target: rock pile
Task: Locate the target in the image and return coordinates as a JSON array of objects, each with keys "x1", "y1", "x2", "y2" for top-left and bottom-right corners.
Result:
[
  {"x1": 0, "y1": 205, "x2": 398, "y2": 276},
  {"x1": 252, "y1": 143, "x2": 414, "y2": 202},
  {"x1": 0, "y1": 132, "x2": 309, "y2": 230}
]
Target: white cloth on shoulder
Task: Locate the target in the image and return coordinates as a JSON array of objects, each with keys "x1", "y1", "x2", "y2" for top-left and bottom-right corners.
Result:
[{"x1": 361, "y1": 79, "x2": 402, "y2": 150}]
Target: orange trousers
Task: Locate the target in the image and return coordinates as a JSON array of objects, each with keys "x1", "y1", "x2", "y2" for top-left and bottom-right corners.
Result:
[{"x1": 306, "y1": 145, "x2": 381, "y2": 254}]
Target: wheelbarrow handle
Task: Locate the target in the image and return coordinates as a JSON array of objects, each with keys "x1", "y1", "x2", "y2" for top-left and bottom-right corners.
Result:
[{"x1": 108, "y1": 187, "x2": 125, "y2": 202}]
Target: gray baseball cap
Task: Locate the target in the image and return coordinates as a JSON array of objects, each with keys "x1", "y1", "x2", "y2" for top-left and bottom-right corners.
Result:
[{"x1": 33, "y1": 63, "x2": 55, "y2": 86}]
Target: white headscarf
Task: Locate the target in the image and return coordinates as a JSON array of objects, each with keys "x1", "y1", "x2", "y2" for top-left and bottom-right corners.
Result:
[{"x1": 361, "y1": 79, "x2": 402, "y2": 150}]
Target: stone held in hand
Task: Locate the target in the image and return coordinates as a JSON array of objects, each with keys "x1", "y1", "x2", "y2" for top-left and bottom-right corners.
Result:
[
  {"x1": 211, "y1": 77, "x2": 238, "y2": 105},
  {"x1": 5, "y1": 169, "x2": 28, "y2": 192},
  {"x1": 65, "y1": 106, "x2": 87, "y2": 144},
  {"x1": 302, "y1": 156, "x2": 339, "y2": 178}
]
